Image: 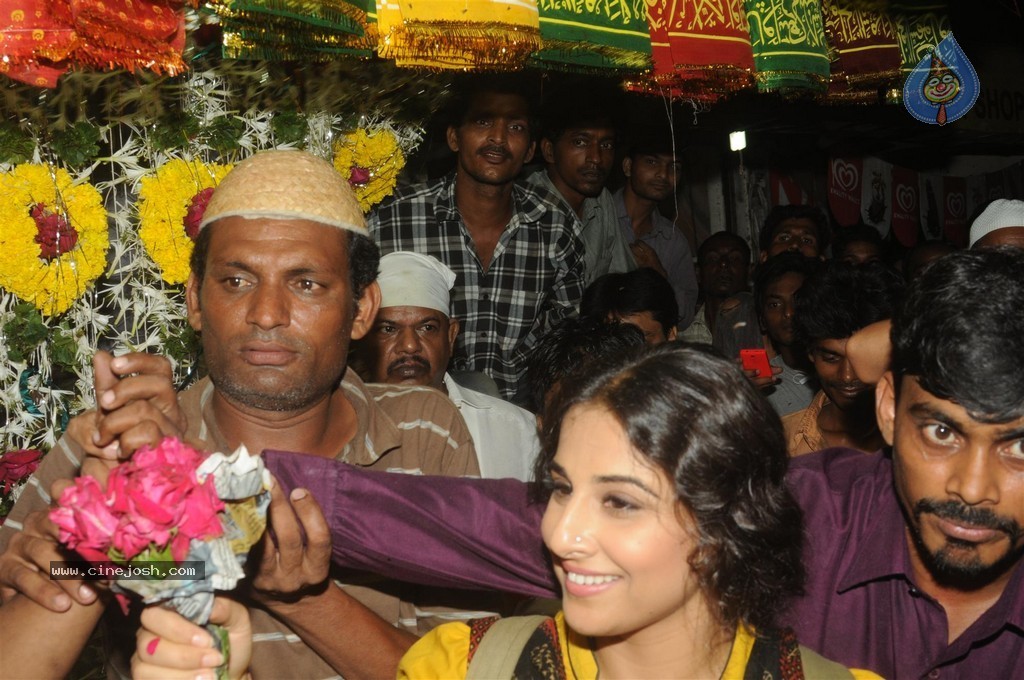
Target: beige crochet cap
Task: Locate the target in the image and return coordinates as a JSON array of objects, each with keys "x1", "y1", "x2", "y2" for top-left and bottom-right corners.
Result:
[{"x1": 199, "y1": 149, "x2": 367, "y2": 234}]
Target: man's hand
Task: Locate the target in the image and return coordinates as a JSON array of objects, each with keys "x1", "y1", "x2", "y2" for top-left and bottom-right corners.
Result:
[
  {"x1": 740, "y1": 362, "x2": 783, "y2": 391},
  {"x1": 133, "y1": 597, "x2": 252, "y2": 680},
  {"x1": 630, "y1": 241, "x2": 668, "y2": 278},
  {"x1": 0, "y1": 504, "x2": 97, "y2": 611},
  {"x1": 77, "y1": 351, "x2": 187, "y2": 461},
  {"x1": 249, "y1": 478, "x2": 332, "y2": 605}
]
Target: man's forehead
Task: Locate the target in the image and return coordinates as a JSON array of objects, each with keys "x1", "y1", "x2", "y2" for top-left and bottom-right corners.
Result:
[
  {"x1": 896, "y1": 375, "x2": 1024, "y2": 431},
  {"x1": 775, "y1": 218, "x2": 817, "y2": 235},
  {"x1": 704, "y1": 241, "x2": 746, "y2": 257},
  {"x1": 378, "y1": 305, "x2": 448, "y2": 322},
  {"x1": 207, "y1": 217, "x2": 349, "y2": 257},
  {"x1": 636, "y1": 151, "x2": 678, "y2": 162},
  {"x1": 464, "y1": 92, "x2": 530, "y2": 118},
  {"x1": 561, "y1": 124, "x2": 615, "y2": 138},
  {"x1": 765, "y1": 271, "x2": 805, "y2": 292},
  {"x1": 814, "y1": 337, "x2": 849, "y2": 353}
]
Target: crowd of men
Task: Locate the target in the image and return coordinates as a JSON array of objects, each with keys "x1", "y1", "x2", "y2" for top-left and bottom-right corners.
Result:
[{"x1": 0, "y1": 73, "x2": 1023, "y2": 680}]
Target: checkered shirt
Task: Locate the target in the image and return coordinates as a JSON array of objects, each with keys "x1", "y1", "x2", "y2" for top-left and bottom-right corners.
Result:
[{"x1": 368, "y1": 173, "x2": 585, "y2": 403}]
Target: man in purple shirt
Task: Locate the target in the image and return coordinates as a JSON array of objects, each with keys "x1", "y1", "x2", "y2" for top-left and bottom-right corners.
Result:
[{"x1": 264, "y1": 247, "x2": 1024, "y2": 680}]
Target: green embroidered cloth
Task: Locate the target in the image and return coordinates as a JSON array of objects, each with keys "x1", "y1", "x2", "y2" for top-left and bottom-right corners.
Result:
[
  {"x1": 531, "y1": 0, "x2": 652, "y2": 73},
  {"x1": 744, "y1": 0, "x2": 830, "y2": 92}
]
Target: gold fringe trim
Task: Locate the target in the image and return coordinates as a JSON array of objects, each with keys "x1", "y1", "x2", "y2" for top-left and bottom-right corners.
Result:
[
  {"x1": 377, "y1": 22, "x2": 541, "y2": 68},
  {"x1": 222, "y1": 31, "x2": 375, "y2": 60},
  {"x1": 754, "y1": 69, "x2": 829, "y2": 93},
  {"x1": 208, "y1": 0, "x2": 368, "y2": 35},
  {"x1": 535, "y1": 39, "x2": 652, "y2": 71}
]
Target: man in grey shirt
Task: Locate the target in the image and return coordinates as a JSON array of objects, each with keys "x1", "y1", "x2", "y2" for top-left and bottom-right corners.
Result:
[{"x1": 527, "y1": 84, "x2": 634, "y2": 286}]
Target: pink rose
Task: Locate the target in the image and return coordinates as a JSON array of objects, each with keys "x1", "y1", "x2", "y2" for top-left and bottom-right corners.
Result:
[
  {"x1": 0, "y1": 449, "x2": 43, "y2": 494},
  {"x1": 52, "y1": 438, "x2": 224, "y2": 564},
  {"x1": 106, "y1": 439, "x2": 223, "y2": 560},
  {"x1": 50, "y1": 477, "x2": 118, "y2": 557}
]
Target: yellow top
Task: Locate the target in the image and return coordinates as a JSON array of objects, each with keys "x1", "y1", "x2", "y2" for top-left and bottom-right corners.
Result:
[{"x1": 398, "y1": 611, "x2": 884, "y2": 679}]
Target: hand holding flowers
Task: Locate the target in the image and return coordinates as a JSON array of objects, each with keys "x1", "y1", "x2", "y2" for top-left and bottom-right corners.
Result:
[{"x1": 50, "y1": 437, "x2": 270, "y2": 678}]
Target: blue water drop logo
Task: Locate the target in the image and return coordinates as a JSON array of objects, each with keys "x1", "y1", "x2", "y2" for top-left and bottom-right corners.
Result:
[{"x1": 903, "y1": 33, "x2": 980, "y2": 126}]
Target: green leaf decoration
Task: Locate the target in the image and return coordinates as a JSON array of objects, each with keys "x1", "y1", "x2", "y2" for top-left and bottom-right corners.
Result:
[
  {"x1": 163, "y1": 324, "x2": 201, "y2": 369},
  {"x1": 3, "y1": 304, "x2": 49, "y2": 363},
  {"x1": 50, "y1": 327, "x2": 80, "y2": 372},
  {"x1": 151, "y1": 112, "x2": 202, "y2": 152},
  {"x1": 272, "y1": 110, "x2": 308, "y2": 146},
  {"x1": 50, "y1": 122, "x2": 102, "y2": 168},
  {"x1": 0, "y1": 123, "x2": 34, "y2": 164},
  {"x1": 203, "y1": 116, "x2": 245, "y2": 154}
]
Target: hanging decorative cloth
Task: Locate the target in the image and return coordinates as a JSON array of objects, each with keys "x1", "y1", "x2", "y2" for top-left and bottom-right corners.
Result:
[
  {"x1": 821, "y1": 0, "x2": 901, "y2": 103},
  {"x1": 632, "y1": 0, "x2": 753, "y2": 101},
  {"x1": 1, "y1": 0, "x2": 185, "y2": 85},
  {"x1": 529, "y1": 0, "x2": 651, "y2": 73},
  {"x1": 69, "y1": 0, "x2": 187, "y2": 75},
  {"x1": 207, "y1": 0, "x2": 375, "y2": 61},
  {"x1": 890, "y1": 164, "x2": 920, "y2": 247},
  {"x1": 942, "y1": 175, "x2": 968, "y2": 247},
  {"x1": 743, "y1": 0, "x2": 829, "y2": 93},
  {"x1": 890, "y1": 0, "x2": 950, "y2": 103},
  {"x1": 828, "y1": 156, "x2": 863, "y2": 227},
  {"x1": 375, "y1": 0, "x2": 541, "y2": 71},
  {"x1": 0, "y1": 0, "x2": 78, "y2": 86}
]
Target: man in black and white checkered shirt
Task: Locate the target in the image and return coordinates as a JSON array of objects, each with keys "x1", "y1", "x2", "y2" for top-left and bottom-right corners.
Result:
[{"x1": 369, "y1": 76, "x2": 585, "y2": 406}]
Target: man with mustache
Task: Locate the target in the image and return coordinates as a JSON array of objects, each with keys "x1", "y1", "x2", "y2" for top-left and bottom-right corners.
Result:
[
  {"x1": 369, "y1": 75, "x2": 585, "y2": 406},
  {"x1": 782, "y1": 261, "x2": 903, "y2": 455},
  {"x1": 614, "y1": 131, "x2": 698, "y2": 330},
  {"x1": 0, "y1": 150, "x2": 482, "y2": 679},
  {"x1": 359, "y1": 250, "x2": 539, "y2": 481}
]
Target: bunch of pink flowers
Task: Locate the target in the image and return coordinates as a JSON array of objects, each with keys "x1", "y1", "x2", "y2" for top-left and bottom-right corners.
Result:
[{"x1": 51, "y1": 438, "x2": 225, "y2": 565}]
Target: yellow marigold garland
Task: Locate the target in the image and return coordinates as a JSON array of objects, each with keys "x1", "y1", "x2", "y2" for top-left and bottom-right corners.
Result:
[
  {"x1": 333, "y1": 128, "x2": 405, "y2": 212},
  {"x1": 0, "y1": 164, "x2": 109, "y2": 317},
  {"x1": 137, "y1": 159, "x2": 234, "y2": 285}
]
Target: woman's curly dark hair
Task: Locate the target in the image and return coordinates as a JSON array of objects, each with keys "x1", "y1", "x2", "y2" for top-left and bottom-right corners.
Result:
[{"x1": 534, "y1": 342, "x2": 804, "y2": 633}]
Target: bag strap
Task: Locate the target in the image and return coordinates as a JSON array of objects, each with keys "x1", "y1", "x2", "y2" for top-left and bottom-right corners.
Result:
[
  {"x1": 466, "y1": 615, "x2": 551, "y2": 680},
  {"x1": 798, "y1": 644, "x2": 855, "y2": 680}
]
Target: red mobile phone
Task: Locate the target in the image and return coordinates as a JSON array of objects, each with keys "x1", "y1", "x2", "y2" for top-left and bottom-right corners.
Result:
[{"x1": 740, "y1": 349, "x2": 772, "y2": 378}]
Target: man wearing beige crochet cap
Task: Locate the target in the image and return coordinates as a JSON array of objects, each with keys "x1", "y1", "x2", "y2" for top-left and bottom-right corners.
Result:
[
  {"x1": 0, "y1": 149, "x2": 481, "y2": 679},
  {"x1": 969, "y1": 198, "x2": 1024, "y2": 249},
  {"x1": 360, "y1": 251, "x2": 540, "y2": 481}
]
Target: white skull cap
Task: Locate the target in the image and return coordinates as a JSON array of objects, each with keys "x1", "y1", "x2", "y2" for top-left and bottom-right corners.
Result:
[{"x1": 377, "y1": 251, "x2": 457, "y2": 316}]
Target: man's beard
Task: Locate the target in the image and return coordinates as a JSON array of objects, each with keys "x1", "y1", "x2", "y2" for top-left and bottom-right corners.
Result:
[
  {"x1": 909, "y1": 498, "x2": 1023, "y2": 590},
  {"x1": 214, "y1": 374, "x2": 336, "y2": 412}
]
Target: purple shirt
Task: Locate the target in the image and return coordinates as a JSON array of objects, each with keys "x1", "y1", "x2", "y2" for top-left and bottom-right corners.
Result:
[
  {"x1": 264, "y1": 448, "x2": 1024, "y2": 680},
  {"x1": 784, "y1": 449, "x2": 1024, "y2": 680}
]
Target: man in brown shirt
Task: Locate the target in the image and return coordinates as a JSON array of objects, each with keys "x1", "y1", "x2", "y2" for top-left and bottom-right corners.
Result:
[
  {"x1": 782, "y1": 261, "x2": 902, "y2": 456},
  {"x1": 0, "y1": 150, "x2": 480, "y2": 679}
]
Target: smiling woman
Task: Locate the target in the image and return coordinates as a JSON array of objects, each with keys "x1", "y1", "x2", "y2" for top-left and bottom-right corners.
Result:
[{"x1": 395, "y1": 344, "x2": 882, "y2": 679}]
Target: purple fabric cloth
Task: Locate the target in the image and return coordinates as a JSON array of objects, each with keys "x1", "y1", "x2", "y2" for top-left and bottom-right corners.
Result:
[
  {"x1": 263, "y1": 447, "x2": 1024, "y2": 679},
  {"x1": 262, "y1": 450, "x2": 555, "y2": 599},
  {"x1": 783, "y1": 448, "x2": 1024, "y2": 680}
]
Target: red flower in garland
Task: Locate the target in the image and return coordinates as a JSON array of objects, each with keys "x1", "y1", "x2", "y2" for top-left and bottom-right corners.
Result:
[
  {"x1": 0, "y1": 449, "x2": 44, "y2": 494},
  {"x1": 183, "y1": 187, "x2": 215, "y2": 240},
  {"x1": 31, "y1": 203, "x2": 79, "y2": 260}
]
